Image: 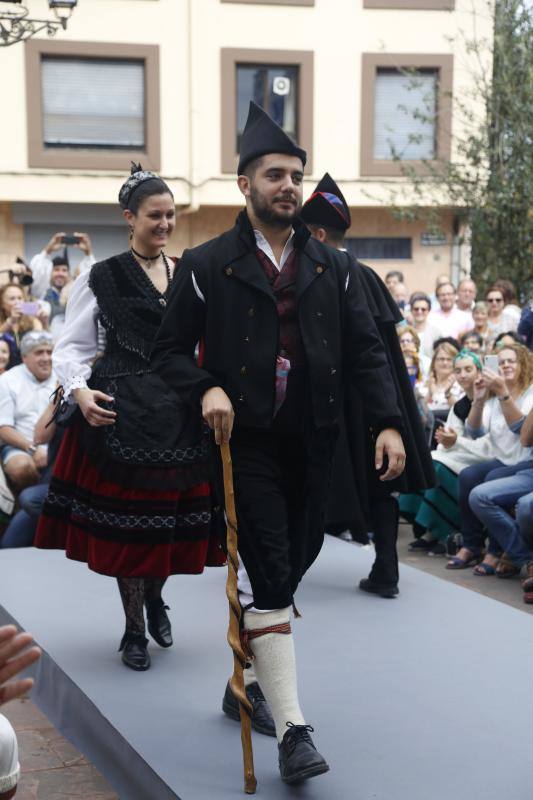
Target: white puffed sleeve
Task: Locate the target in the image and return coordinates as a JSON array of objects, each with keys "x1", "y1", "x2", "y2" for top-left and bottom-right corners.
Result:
[{"x1": 52, "y1": 269, "x2": 99, "y2": 402}]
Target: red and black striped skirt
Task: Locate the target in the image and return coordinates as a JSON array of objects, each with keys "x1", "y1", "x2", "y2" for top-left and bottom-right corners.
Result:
[{"x1": 35, "y1": 420, "x2": 226, "y2": 577}]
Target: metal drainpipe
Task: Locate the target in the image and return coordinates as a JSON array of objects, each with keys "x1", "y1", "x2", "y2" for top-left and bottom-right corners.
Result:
[{"x1": 179, "y1": 0, "x2": 200, "y2": 244}]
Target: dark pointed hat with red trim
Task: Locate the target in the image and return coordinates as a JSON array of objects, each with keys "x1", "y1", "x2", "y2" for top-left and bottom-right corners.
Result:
[
  {"x1": 237, "y1": 101, "x2": 307, "y2": 175},
  {"x1": 301, "y1": 172, "x2": 351, "y2": 231}
]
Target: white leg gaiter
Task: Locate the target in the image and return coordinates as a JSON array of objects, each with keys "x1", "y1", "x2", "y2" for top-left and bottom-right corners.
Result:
[
  {"x1": 243, "y1": 607, "x2": 305, "y2": 742},
  {"x1": 0, "y1": 714, "x2": 20, "y2": 796}
]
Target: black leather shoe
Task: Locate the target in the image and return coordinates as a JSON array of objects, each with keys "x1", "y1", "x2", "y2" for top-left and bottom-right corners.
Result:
[
  {"x1": 359, "y1": 577, "x2": 399, "y2": 598},
  {"x1": 222, "y1": 680, "x2": 276, "y2": 737},
  {"x1": 278, "y1": 723, "x2": 329, "y2": 784},
  {"x1": 119, "y1": 632, "x2": 150, "y2": 671},
  {"x1": 146, "y1": 598, "x2": 173, "y2": 648}
]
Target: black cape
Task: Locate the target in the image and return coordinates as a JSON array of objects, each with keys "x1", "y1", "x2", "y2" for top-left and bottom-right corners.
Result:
[{"x1": 326, "y1": 260, "x2": 436, "y2": 533}]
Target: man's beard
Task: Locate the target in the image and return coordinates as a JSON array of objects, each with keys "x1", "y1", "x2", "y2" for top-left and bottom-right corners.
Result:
[{"x1": 250, "y1": 185, "x2": 301, "y2": 228}]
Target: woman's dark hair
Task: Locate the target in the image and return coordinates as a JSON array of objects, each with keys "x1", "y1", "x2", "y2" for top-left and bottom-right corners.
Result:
[
  {"x1": 127, "y1": 177, "x2": 174, "y2": 215},
  {"x1": 433, "y1": 336, "x2": 460, "y2": 352},
  {"x1": 492, "y1": 278, "x2": 517, "y2": 304},
  {"x1": 460, "y1": 330, "x2": 483, "y2": 348},
  {"x1": 494, "y1": 330, "x2": 523, "y2": 348},
  {"x1": 409, "y1": 291, "x2": 432, "y2": 310}
]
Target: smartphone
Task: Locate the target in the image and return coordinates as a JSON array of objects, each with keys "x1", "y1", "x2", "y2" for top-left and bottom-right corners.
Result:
[
  {"x1": 19, "y1": 301, "x2": 40, "y2": 316},
  {"x1": 484, "y1": 355, "x2": 499, "y2": 372},
  {"x1": 61, "y1": 235, "x2": 81, "y2": 245}
]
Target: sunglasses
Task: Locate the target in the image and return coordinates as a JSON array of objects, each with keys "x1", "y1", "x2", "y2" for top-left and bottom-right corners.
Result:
[
  {"x1": 412, "y1": 306, "x2": 429, "y2": 312},
  {"x1": 487, "y1": 297, "x2": 503, "y2": 303}
]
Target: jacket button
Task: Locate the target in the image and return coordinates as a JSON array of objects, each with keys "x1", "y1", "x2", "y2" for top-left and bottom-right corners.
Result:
[
  {"x1": 244, "y1": 336, "x2": 250, "y2": 342},
  {"x1": 225, "y1": 266, "x2": 233, "y2": 276},
  {"x1": 316, "y1": 310, "x2": 323, "y2": 318},
  {"x1": 238, "y1": 394, "x2": 245, "y2": 402},
  {"x1": 331, "y1": 367, "x2": 337, "y2": 375},
  {"x1": 248, "y1": 307, "x2": 255, "y2": 316},
  {"x1": 240, "y1": 366, "x2": 246, "y2": 375},
  {"x1": 323, "y1": 338, "x2": 328, "y2": 347},
  {"x1": 329, "y1": 394, "x2": 335, "y2": 403},
  {"x1": 316, "y1": 265, "x2": 324, "y2": 274}
]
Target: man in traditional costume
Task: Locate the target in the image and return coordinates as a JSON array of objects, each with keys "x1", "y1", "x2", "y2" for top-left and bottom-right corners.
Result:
[
  {"x1": 152, "y1": 103, "x2": 405, "y2": 784},
  {"x1": 301, "y1": 173, "x2": 435, "y2": 597}
]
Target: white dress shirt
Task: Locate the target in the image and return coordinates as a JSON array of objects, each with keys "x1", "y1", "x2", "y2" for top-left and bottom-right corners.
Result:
[{"x1": 0, "y1": 363, "x2": 56, "y2": 441}]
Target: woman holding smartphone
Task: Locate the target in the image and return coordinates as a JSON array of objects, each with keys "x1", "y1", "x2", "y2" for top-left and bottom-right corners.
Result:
[
  {"x1": 0, "y1": 284, "x2": 43, "y2": 364},
  {"x1": 35, "y1": 164, "x2": 225, "y2": 671}
]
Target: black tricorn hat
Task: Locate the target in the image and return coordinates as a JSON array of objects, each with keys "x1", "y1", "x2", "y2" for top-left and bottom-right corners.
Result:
[
  {"x1": 237, "y1": 101, "x2": 307, "y2": 175},
  {"x1": 301, "y1": 172, "x2": 351, "y2": 231}
]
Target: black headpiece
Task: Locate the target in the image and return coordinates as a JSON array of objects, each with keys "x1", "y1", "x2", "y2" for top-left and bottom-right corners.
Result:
[
  {"x1": 237, "y1": 101, "x2": 307, "y2": 175},
  {"x1": 118, "y1": 162, "x2": 159, "y2": 210},
  {"x1": 301, "y1": 172, "x2": 351, "y2": 232}
]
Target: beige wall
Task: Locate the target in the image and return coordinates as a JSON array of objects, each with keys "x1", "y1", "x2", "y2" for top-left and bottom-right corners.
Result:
[
  {"x1": 0, "y1": 0, "x2": 492, "y2": 208},
  {"x1": 0, "y1": 203, "x2": 24, "y2": 275}
]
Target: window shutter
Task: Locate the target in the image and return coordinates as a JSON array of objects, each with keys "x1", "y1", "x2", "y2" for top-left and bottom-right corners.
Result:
[
  {"x1": 41, "y1": 58, "x2": 145, "y2": 148},
  {"x1": 374, "y1": 70, "x2": 437, "y2": 160}
]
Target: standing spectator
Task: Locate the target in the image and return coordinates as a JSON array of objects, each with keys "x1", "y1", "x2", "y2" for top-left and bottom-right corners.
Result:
[
  {"x1": 429, "y1": 273, "x2": 453, "y2": 306},
  {"x1": 409, "y1": 292, "x2": 439, "y2": 357},
  {"x1": 518, "y1": 302, "x2": 533, "y2": 350},
  {"x1": 390, "y1": 282, "x2": 410, "y2": 315},
  {"x1": 385, "y1": 270, "x2": 404, "y2": 292},
  {"x1": 428, "y1": 282, "x2": 473, "y2": 339},
  {"x1": 398, "y1": 325, "x2": 430, "y2": 379},
  {"x1": 29, "y1": 232, "x2": 95, "y2": 300},
  {"x1": 0, "y1": 331, "x2": 55, "y2": 492},
  {"x1": 456, "y1": 278, "x2": 477, "y2": 312},
  {"x1": 485, "y1": 286, "x2": 509, "y2": 346},
  {"x1": 492, "y1": 278, "x2": 521, "y2": 329},
  {"x1": 0, "y1": 284, "x2": 43, "y2": 365},
  {"x1": 420, "y1": 342, "x2": 463, "y2": 417}
]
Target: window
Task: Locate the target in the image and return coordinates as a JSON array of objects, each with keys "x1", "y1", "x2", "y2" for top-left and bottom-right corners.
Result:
[
  {"x1": 222, "y1": 0, "x2": 314, "y2": 4},
  {"x1": 236, "y1": 64, "x2": 299, "y2": 151},
  {"x1": 221, "y1": 48, "x2": 313, "y2": 173},
  {"x1": 41, "y1": 58, "x2": 145, "y2": 150},
  {"x1": 25, "y1": 40, "x2": 160, "y2": 170},
  {"x1": 360, "y1": 54, "x2": 453, "y2": 177},
  {"x1": 345, "y1": 237, "x2": 412, "y2": 260},
  {"x1": 363, "y1": 0, "x2": 454, "y2": 8},
  {"x1": 374, "y1": 69, "x2": 437, "y2": 160}
]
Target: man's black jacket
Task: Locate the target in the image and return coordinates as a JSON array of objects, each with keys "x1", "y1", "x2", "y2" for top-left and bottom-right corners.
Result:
[{"x1": 151, "y1": 212, "x2": 402, "y2": 433}]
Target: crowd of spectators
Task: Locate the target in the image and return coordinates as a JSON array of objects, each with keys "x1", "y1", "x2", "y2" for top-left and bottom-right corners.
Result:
[{"x1": 389, "y1": 269, "x2": 533, "y2": 604}]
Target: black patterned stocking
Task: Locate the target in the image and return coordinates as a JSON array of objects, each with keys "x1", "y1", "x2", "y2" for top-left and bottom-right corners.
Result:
[
  {"x1": 117, "y1": 578, "x2": 146, "y2": 637},
  {"x1": 144, "y1": 578, "x2": 167, "y2": 605}
]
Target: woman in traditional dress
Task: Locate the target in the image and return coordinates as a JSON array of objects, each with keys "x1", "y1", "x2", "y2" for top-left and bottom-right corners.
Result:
[{"x1": 35, "y1": 165, "x2": 225, "y2": 671}]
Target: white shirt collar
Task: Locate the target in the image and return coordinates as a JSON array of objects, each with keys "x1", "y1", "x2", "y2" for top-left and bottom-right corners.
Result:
[{"x1": 253, "y1": 229, "x2": 295, "y2": 272}]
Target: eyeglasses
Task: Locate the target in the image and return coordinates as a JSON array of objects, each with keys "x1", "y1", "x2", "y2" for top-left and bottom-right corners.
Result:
[
  {"x1": 412, "y1": 306, "x2": 429, "y2": 313},
  {"x1": 435, "y1": 357, "x2": 453, "y2": 363},
  {"x1": 487, "y1": 297, "x2": 503, "y2": 303}
]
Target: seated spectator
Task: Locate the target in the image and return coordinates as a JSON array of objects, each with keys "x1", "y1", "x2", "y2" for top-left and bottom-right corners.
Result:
[
  {"x1": 493, "y1": 330, "x2": 523, "y2": 351},
  {"x1": 384, "y1": 270, "x2": 404, "y2": 292},
  {"x1": 409, "y1": 292, "x2": 439, "y2": 357},
  {"x1": 400, "y1": 349, "x2": 482, "y2": 553},
  {"x1": 468, "y1": 409, "x2": 533, "y2": 599},
  {"x1": 492, "y1": 278, "x2": 521, "y2": 329},
  {"x1": 1, "y1": 398, "x2": 63, "y2": 548},
  {"x1": 29, "y1": 232, "x2": 94, "y2": 300},
  {"x1": 0, "y1": 625, "x2": 41, "y2": 800},
  {"x1": 517, "y1": 301, "x2": 533, "y2": 350},
  {"x1": 456, "y1": 278, "x2": 477, "y2": 312},
  {"x1": 485, "y1": 285, "x2": 510, "y2": 347},
  {"x1": 0, "y1": 332, "x2": 55, "y2": 493},
  {"x1": 0, "y1": 338, "x2": 12, "y2": 376},
  {"x1": 446, "y1": 343, "x2": 533, "y2": 572},
  {"x1": 0, "y1": 284, "x2": 43, "y2": 365},
  {"x1": 472, "y1": 301, "x2": 490, "y2": 348},
  {"x1": 460, "y1": 330, "x2": 484, "y2": 354},
  {"x1": 418, "y1": 342, "x2": 463, "y2": 424},
  {"x1": 398, "y1": 325, "x2": 430, "y2": 380},
  {"x1": 428, "y1": 282, "x2": 473, "y2": 340}
]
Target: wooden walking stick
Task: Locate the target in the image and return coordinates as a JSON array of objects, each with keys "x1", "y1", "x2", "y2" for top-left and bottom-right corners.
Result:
[{"x1": 220, "y1": 441, "x2": 257, "y2": 794}]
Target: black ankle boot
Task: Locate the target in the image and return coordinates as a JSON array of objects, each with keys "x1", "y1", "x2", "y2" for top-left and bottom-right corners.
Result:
[
  {"x1": 119, "y1": 632, "x2": 150, "y2": 671},
  {"x1": 146, "y1": 598, "x2": 173, "y2": 648},
  {"x1": 278, "y1": 723, "x2": 329, "y2": 784}
]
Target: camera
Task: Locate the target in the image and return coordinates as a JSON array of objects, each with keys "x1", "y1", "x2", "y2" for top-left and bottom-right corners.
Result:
[{"x1": 61, "y1": 235, "x2": 81, "y2": 245}]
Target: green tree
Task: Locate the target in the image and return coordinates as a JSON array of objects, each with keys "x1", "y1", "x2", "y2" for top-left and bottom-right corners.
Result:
[{"x1": 385, "y1": 0, "x2": 533, "y2": 298}]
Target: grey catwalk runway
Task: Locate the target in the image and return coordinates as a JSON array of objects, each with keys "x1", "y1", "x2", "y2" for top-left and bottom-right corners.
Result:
[{"x1": 1, "y1": 537, "x2": 532, "y2": 800}]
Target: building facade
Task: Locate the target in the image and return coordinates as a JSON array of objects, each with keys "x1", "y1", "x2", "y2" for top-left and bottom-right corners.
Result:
[{"x1": 0, "y1": 0, "x2": 491, "y2": 291}]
